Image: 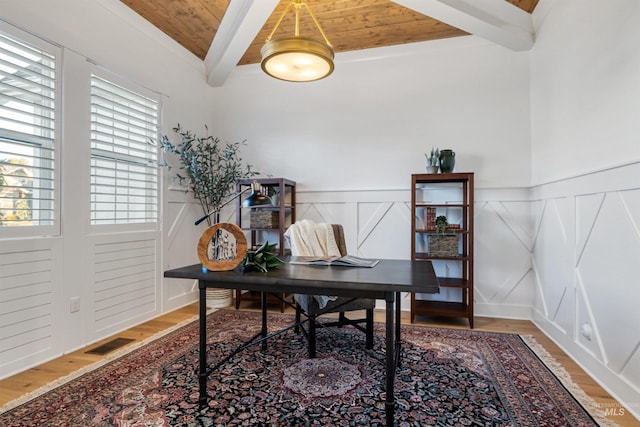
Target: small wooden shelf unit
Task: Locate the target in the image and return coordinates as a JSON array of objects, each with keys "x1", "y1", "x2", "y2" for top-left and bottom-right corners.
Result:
[
  {"x1": 234, "y1": 178, "x2": 296, "y2": 312},
  {"x1": 410, "y1": 172, "x2": 474, "y2": 327}
]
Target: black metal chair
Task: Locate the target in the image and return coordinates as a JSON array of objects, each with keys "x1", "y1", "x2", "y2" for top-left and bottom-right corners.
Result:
[{"x1": 291, "y1": 224, "x2": 375, "y2": 358}]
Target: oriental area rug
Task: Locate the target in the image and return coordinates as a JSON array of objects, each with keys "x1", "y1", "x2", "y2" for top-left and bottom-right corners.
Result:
[{"x1": 1, "y1": 310, "x2": 616, "y2": 426}]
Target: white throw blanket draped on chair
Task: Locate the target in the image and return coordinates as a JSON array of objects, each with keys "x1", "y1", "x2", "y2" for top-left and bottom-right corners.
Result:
[
  {"x1": 284, "y1": 219, "x2": 342, "y2": 257},
  {"x1": 284, "y1": 220, "x2": 341, "y2": 308}
]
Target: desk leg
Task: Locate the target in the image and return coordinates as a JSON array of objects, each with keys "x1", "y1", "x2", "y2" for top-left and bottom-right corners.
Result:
[
  {"x1": 385, "y1": 293, "x2": 395, "y2": 427},
  {"x1": 198, "y1": 283, "x2": 207, "y2": 407},
  {"x1": 395, "y1": 291, "x2": 402, "y2": 368},
  {"x1": 261, "y1": 292, "x2": 268, "y2": 350}
]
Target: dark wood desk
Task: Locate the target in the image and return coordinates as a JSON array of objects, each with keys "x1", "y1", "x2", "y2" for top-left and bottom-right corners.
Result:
[{"x1": 164, "y1": 258, "x2": 439, "y2": 427}]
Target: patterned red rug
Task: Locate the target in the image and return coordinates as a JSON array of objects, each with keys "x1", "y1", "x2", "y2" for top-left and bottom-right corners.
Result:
[{"x1": 1, "y1": 309, "x2": 615, "y2": 426}]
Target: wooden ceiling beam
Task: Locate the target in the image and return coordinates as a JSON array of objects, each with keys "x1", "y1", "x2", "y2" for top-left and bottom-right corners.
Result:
[
  {"x1": 390, "y1": 0, "x2": 534, "y2": 51},
  {"x1": 204, "y1": 0, "x2": 279, "y2": 87}
]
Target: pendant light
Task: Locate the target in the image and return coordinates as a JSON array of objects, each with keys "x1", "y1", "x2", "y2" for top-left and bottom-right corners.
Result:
[{"x1": 261, "y1": 0, "x2": 334, "y2": 82}]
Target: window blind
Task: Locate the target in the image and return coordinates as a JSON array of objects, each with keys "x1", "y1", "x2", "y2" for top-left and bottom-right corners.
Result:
[
  {"x1": 0, "y1": 32, "x2": 56, "y2": 227},
  {"x1": 90, "y1": 75, "x2": 159, "y2": 225}
]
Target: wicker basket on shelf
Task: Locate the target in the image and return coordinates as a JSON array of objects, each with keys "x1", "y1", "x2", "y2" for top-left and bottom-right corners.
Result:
[
  {"x1": 249, "y1": 210, "x2": 279, "y2": 228},
  {"x1": 428, "y1": 234, "x2": 458, "y2": 257}
]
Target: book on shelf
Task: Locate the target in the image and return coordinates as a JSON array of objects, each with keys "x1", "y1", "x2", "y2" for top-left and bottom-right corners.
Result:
[
  {"x1": 425, "y1": 207, "x2": 436, "y2": 231},
  {"x1": 289, "y1": 255, "x2": 380, "y2": 268}
]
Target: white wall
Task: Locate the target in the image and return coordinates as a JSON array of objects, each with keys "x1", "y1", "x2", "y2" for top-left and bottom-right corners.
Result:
[
  {"x1": 209, "y1": 36, "x2": 532, "y2": 190},
  {"x1": 531, "y1": 0, "x2": 640, "y2": 184},
  {"x1": 530, "y1": 0, "x2": 640, "y2": 419}
]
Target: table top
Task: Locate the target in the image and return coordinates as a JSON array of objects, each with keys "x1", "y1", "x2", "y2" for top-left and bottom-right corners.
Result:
[{"x1": 164, "y1": 257, "x2": 439, "y2": 299}]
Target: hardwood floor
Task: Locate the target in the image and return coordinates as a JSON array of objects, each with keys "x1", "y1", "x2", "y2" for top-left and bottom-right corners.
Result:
[{"x1": 1, "y1": 301, "x2": 637, "y2": 426}]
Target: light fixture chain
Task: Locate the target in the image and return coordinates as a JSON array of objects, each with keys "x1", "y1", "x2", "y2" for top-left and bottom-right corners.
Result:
[
  {"x1": 294, "y1": 1, "x2": 301, "y2": 37},
  {"x1": 302, "y1": 2, "x2": 332, "y2": 47},
  {"x1": 265, "y1": 1, "x2": 293, "y2": 42},
  {"x1": 265, "y1": 0, "x2": 332, "y2": 47}
]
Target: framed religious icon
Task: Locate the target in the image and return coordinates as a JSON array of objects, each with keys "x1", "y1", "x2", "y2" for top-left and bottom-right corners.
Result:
[{"x1": 197, "y1": 223, "x2": 247, "y2": 271}]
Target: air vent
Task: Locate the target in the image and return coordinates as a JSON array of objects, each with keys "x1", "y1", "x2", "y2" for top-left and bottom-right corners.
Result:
[{"x1": 86, "y1": 338, "x2": 135, "y2": 355}]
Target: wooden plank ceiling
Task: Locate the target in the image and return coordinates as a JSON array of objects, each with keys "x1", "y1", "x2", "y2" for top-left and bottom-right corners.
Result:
[{"x1": 121, "y1": 0, "x2": 539, "y2": 64}]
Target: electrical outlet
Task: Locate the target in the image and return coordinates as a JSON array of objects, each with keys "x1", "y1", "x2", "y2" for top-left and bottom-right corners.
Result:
[{"x1": 70, "y1": 296, "x2": 80, "y2": 313}]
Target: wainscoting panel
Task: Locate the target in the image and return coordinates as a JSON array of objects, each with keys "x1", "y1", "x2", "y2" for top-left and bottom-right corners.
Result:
[
  {"x1": 295, "y1": 201, "x2": 353, "y2": 234},
  {"x1": 163, "y1": 183, "x2": 226, "y2": 310},
  {"x1": 576, "y1": 189, "x2": 640, "y2": 371},
  {"x1": 294, "y1": 200, "x2": 357, "y2": 250},
  {"x1": 0, "y1": 238, "x2": 62, "y2": 378},
  {"x1": 534, "y1": 196, "x2": 575, "y2": 335},
  {"x1": 531, "y1": 162, "x2": 640, "y2": 416},
  {"x1": 163, "y1": 197, "x2": 202, "y2": 308},
  {"x1": 296, "y1": 188, "x2": 533, "y2": 317},
  {"x1": 474, "y1": 199, "x2": 534, "y2": 318},
  {"x1": 90, "y1": 233, "x2": 160, "y2": 335}
]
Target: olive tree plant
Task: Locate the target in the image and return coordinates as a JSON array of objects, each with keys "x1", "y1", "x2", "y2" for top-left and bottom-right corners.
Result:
[{"x1": 159, "y1": 124, "x2": 258, "y2": 225}]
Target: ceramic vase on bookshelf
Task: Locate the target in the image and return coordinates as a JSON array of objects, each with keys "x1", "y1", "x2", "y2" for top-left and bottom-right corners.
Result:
[{"x1": 439, "y1": 149, "x2": 455, "y2": 173}]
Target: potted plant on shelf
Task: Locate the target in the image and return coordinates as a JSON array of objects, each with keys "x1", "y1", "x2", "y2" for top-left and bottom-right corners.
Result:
[
  {"x1": 424, "y1": 147, "x2": 439, "y2": 173},
  {"x1": 435, "y1": 215, "x2": 448, "y2": 234},
  {"x1": 429, "y1": 215, "x2": 458, "y2": 257}
]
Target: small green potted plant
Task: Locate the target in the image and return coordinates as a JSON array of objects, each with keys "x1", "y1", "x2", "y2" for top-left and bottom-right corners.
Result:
[
  {"x1": 430, "y1": 215, "x2": 458, "y2": 257},
  {"x1": 425, "y1": 147, "x2": 439, "y2": 173},
  {"x1": 241, "y1": 241, "x2": 284, "y2": 272},
  {"x1": 435, "y1": 215, "x2": 448, "y2": 234}
]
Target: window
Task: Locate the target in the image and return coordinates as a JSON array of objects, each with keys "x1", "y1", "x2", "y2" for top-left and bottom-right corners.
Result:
[
  {"x1": 90, "y1": 74, "x2": 159, "y2": 225},
  {"x1": 0, "y1": 31, "x2": 57, "y2": 228}
]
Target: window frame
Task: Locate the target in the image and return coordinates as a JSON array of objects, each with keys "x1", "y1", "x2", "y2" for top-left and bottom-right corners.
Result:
[
  {"x1": 0, "y1": 22, "x2": 61, "y2": 239},
  {"x1": 88, "y1": 68, "x2": 161, "y2": 232}
]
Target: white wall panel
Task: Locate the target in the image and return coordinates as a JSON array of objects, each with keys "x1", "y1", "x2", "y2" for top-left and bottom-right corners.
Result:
[
  {"x1": 474, "y1": 200, "x2": 534, "y2": 318},
  {"x1": 575, "y1": 275, "x2": 605, "y2": 363},
  {"x1": 530, "y1": 162, "x2": 640, "y2": 417},
  {"x1": 535, "y1": 197, "x2": 574, "y2": 334},
  {"x1": 357, "y1": 202, "x2": 411, "y2": 260},
  {"x1": 90, "y1": 234, "x2": 160, "y2": 334},
  {"x1": 297, "y1": 188, "x2": 533, "y2": 316},
  {"x1": 163, "y1": 191, "x2": 202, "y2": 309},
  {"x1": 0, "y1": 239, "x2": 62, "y2": 378},
  {"x1": 578, "y1": 191, "x2": 640, "y2": 372}
]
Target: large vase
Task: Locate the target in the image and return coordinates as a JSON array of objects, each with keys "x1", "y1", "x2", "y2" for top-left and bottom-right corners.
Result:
[{"x1": 439, "y1": 149, "x2": 455, "y2": 173}]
